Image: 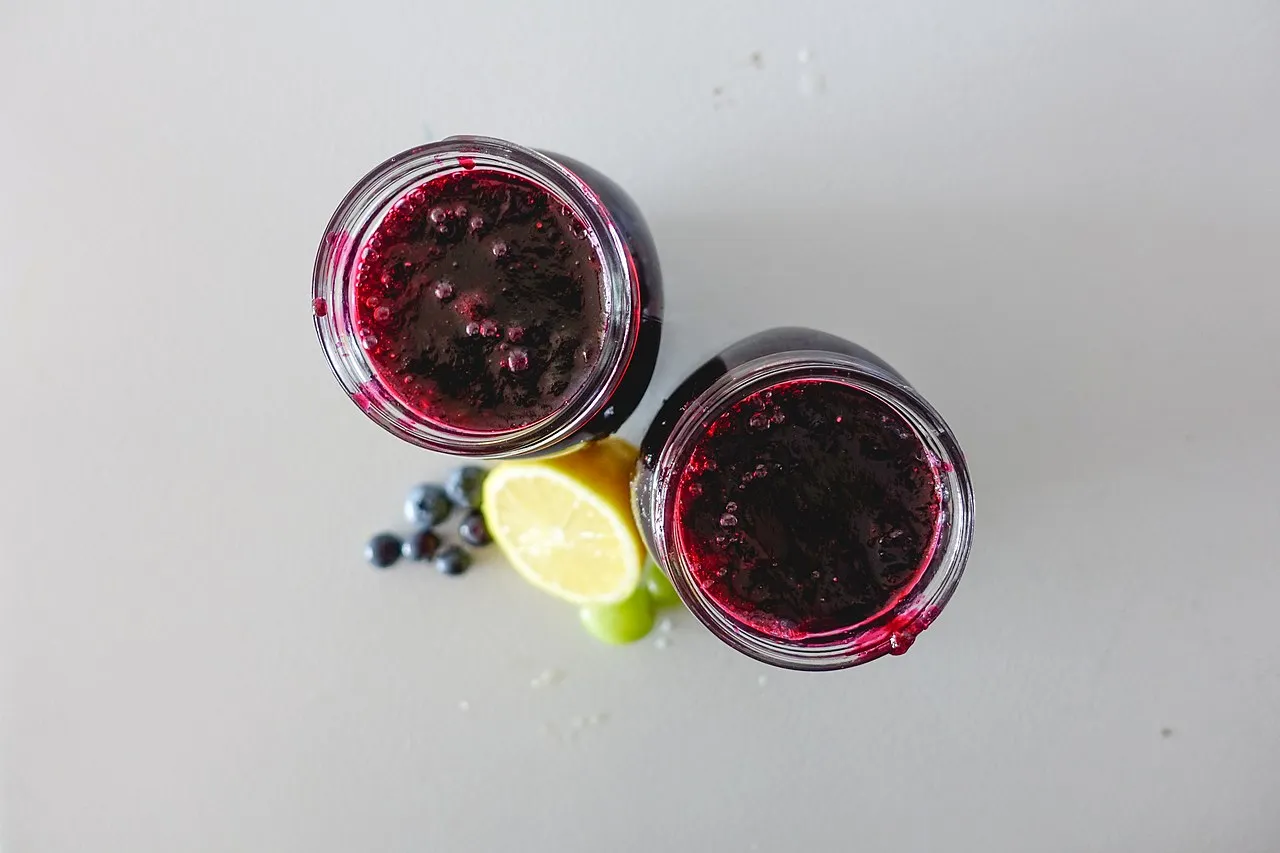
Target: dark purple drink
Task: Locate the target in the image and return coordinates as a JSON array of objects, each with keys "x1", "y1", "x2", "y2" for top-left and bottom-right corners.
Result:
[
  {"x1": 634, "y1": 328, "x2": 973, "y2": 669},
  {"x1": 352, "y1": 169, "x2": 606, "y2": 432},
  {"x1": 673, "y1": 377, "x2": 943, "y2": 640}
]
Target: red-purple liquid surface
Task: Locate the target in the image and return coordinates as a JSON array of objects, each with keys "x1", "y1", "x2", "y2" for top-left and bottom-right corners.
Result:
[
  {"x1": 673, "y1": 378, "x2": 943, "y2": 641},
  {"x1": 351, "y1": 170, "x2": 605, "y2": 432}
]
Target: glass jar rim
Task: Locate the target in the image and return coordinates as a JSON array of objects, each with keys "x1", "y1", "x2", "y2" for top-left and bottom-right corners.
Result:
[
  {"x1": 644, "y1": 351, "x2": 975, "y2": 670},
  {"x1": 312, "y1": 136, "x2": 641, "y2": 457}
]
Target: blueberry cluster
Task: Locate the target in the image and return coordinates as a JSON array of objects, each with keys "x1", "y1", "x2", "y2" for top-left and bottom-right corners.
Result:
[{"x1": 363, "y1": 466, "x2": 492, "y2": 575}]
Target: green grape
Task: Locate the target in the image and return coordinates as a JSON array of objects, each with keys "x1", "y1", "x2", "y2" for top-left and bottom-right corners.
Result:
[
  {"x1": 642, "y1": 561, "x2": 683, "y2": 609},
  {"x1": 579, "y1": 586, "x2": 655, "y2": 645}
]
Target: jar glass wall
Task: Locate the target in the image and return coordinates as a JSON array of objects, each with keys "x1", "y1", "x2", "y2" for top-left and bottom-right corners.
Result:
[
  {"x1": 634, "y1": 328, "x2": 973, "y2": 670},
  {"x1": 313, "y1": 136, "x2": 662, "y2": 458}
]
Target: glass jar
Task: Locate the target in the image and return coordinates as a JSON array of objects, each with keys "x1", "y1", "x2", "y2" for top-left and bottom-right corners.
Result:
[
  {"x1": 313, "y1": 136, "x2": 663, "y2": 458},
  {"x1": 634, "y1": 328, "x2": 973, "y2": 670}
]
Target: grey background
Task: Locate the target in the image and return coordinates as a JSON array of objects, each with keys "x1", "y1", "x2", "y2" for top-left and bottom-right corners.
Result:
[{"x1": 2, "y1": 1, "x2": 1278, "y2": 851}]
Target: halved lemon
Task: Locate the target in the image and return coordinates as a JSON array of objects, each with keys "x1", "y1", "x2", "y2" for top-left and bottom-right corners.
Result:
[{"x1": 482, "y1": 438, "x2": 646, "y2": 605}]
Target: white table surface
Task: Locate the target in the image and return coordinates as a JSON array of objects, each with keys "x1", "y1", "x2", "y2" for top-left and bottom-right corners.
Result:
[{"x1": 3, "y1": 2, "x2": 1279, "y2": 851}]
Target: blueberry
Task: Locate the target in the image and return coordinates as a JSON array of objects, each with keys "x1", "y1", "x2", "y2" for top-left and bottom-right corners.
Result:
[
  {"x1": 365, "y1": 532, "x2": 403, "y2": 569},
  {"x1": 433, "y1": 545, "x2": 472, "y2": 576},
  {"x1": 404, "y1": 483, "x2": 452, "y2": 527},
  {"x1": 446, "y1": 466, "x2": 487, "y2": 508},
  {"x1": 458, "y1": 510, "x2": 491, "y2": 547},
  {"x1": 401, "y1": 528, "x2": 441, "y2": 561}
]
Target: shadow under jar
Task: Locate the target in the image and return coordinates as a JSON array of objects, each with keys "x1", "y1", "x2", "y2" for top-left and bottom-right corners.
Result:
[
  {"x1": 313, "y1": 136, "x2": 663, "y2": 458},
  {"x1": 633, "y1": 328, "x2": 973, "y2": 670}
]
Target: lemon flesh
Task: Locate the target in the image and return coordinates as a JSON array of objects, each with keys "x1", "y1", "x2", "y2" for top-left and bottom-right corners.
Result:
[{"x1": 482, "y1": 438, "x2": 645, "y2": 605}]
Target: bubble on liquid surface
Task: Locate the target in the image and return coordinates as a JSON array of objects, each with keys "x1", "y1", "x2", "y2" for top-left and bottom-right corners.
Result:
[
  {"x1": 479, "y1": 319, "x2": 500, "y2": 338},
  {"x1": 719, "y1": 513, "x2": 738, "y2": 528},
  {"x1": 506, "y1": 348, "x2": 530, "y2": 372},
  {"x1": 433, "y1": 280, "x2": 455, "y2": 300},
  {"x1": 490, "y1": 240, "x2": 509, "y2": 257}
]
